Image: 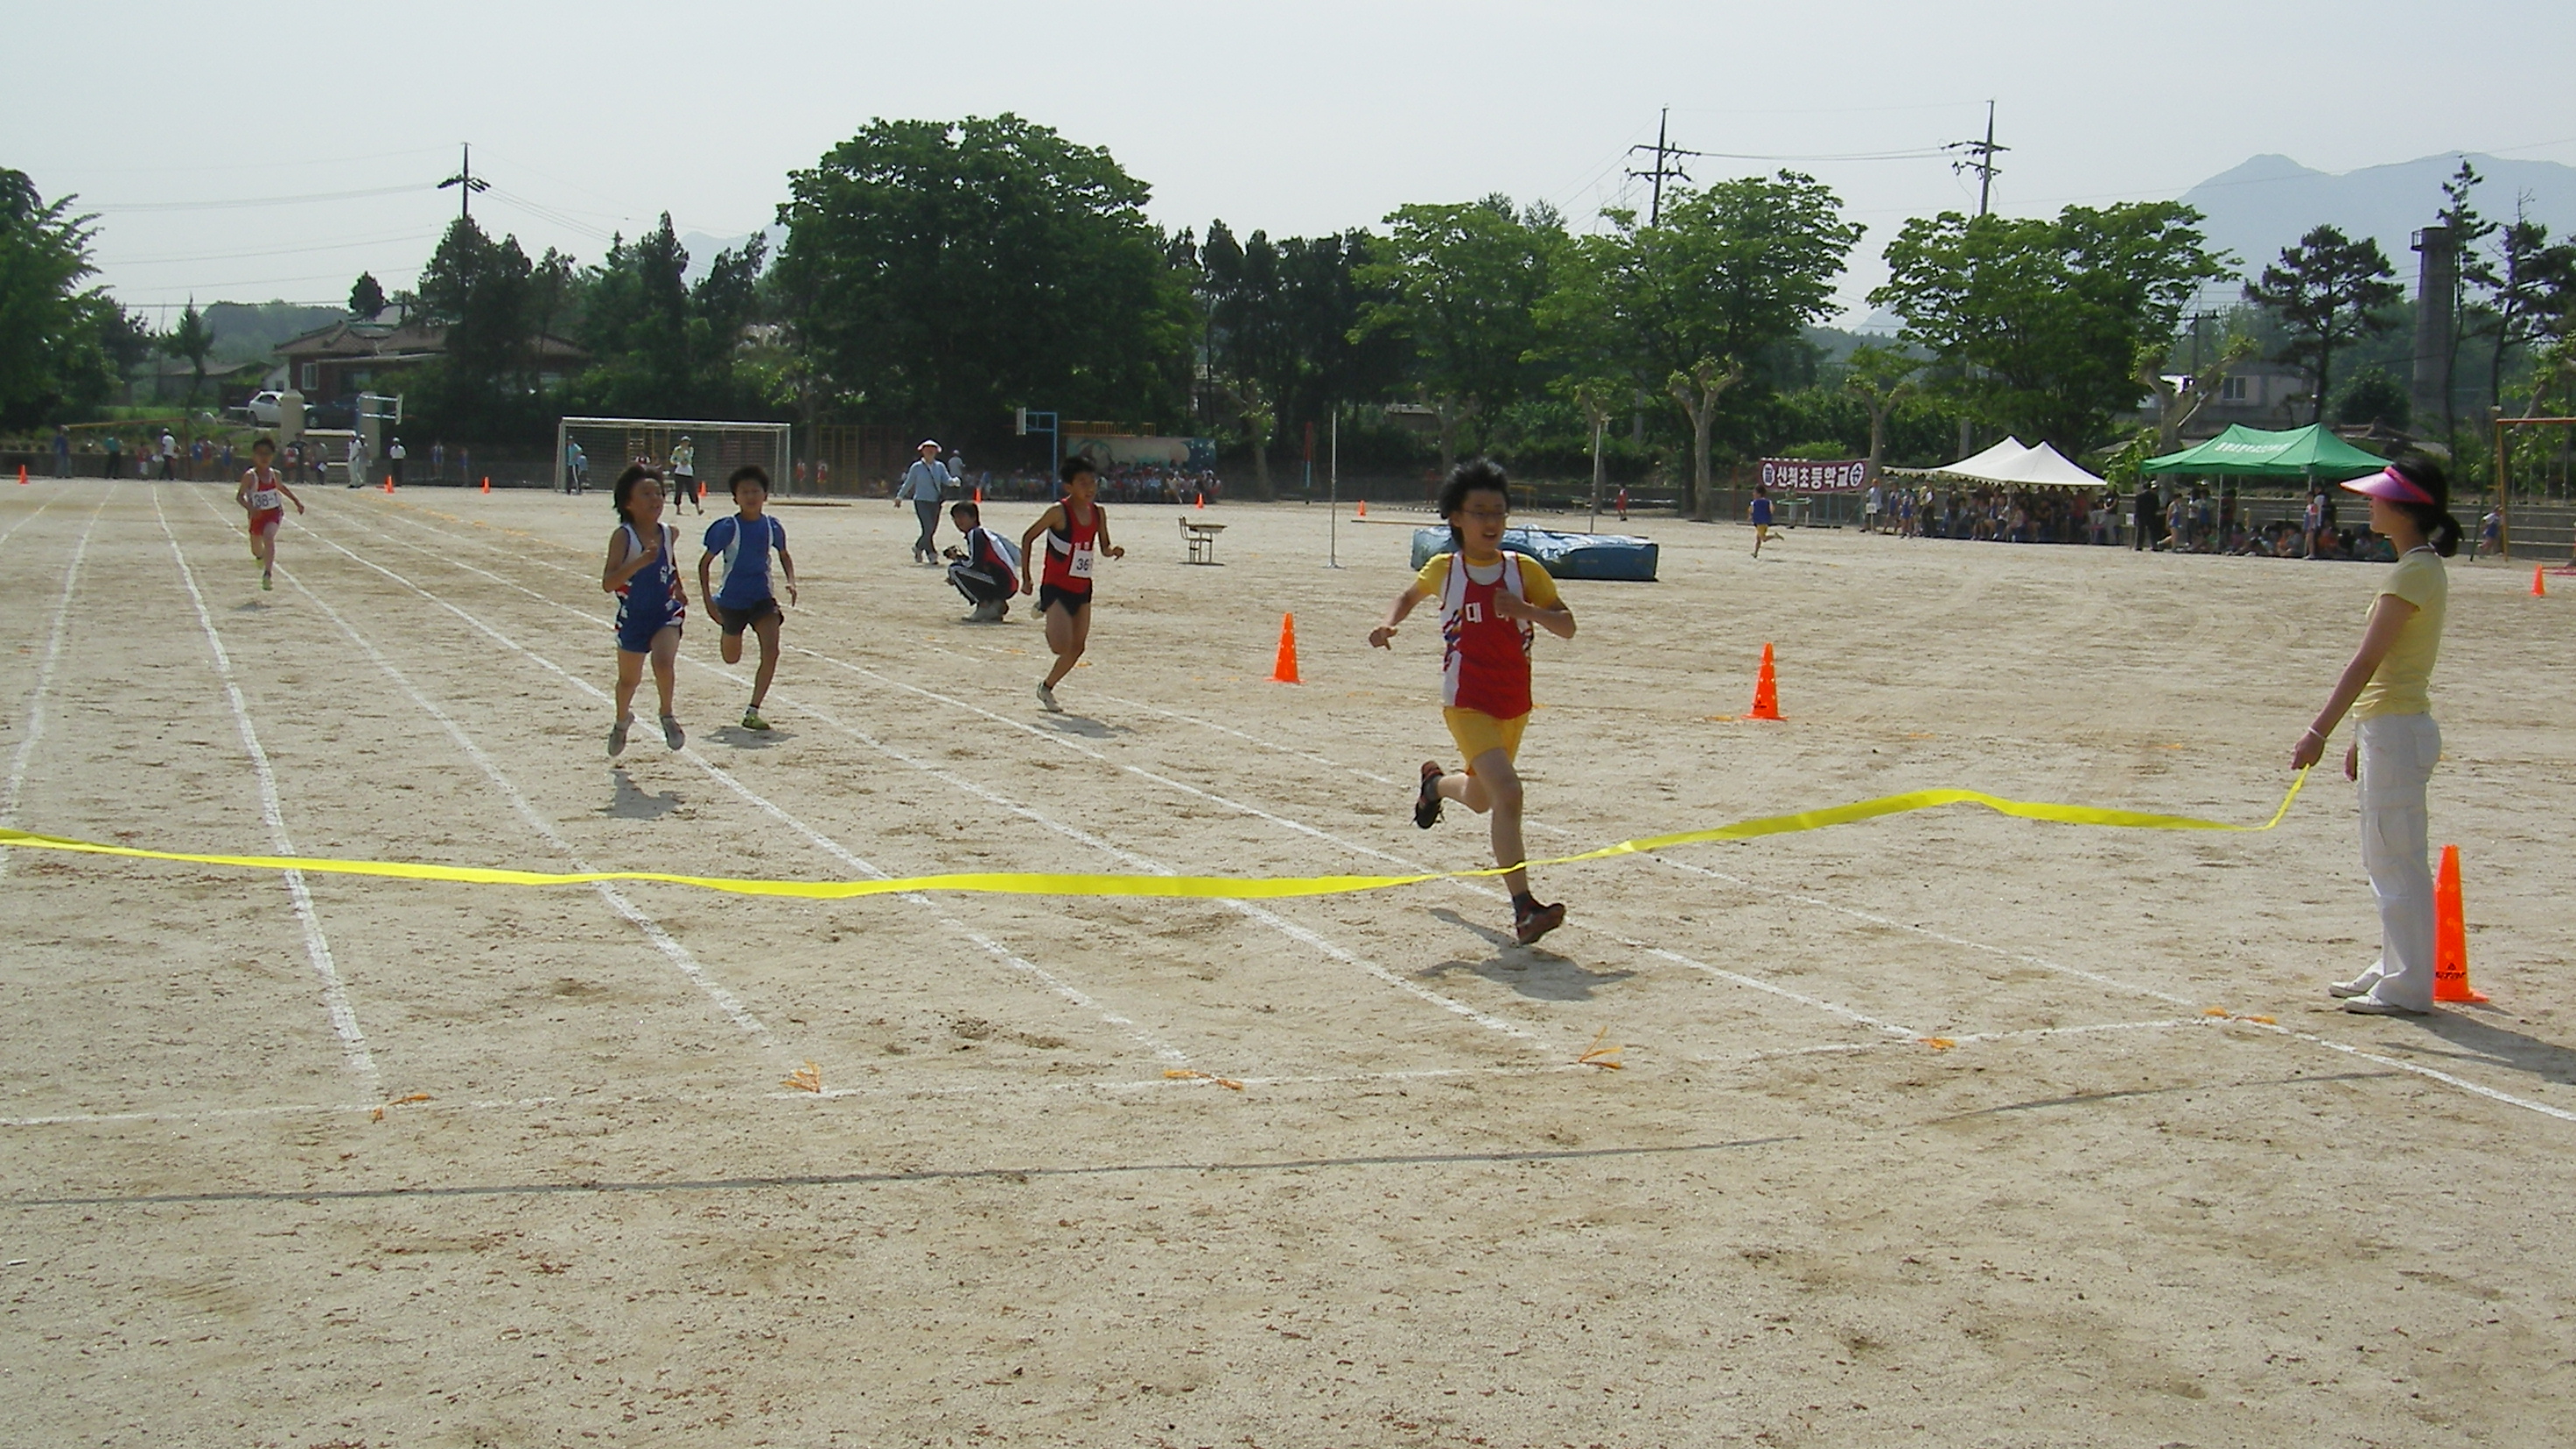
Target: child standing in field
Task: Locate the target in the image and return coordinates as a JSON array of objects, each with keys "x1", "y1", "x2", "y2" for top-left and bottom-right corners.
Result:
[
  {"x1": 696, "y1": 464, "x2": 798, "y2": 732},
  {"x1": 1020, "y1": 455, "x2": 1124, "y2": 713},
  {"x1": 1748, "y1": 482, "x2": 1775, "y2": 556},
  {"x1": 234, "y1": 437, "x2": 304, "y2": 592},
  {"x1": 1370, "y1": 459, "x2": 1578, "y2": 946},
  {"x1": 2290, "y1": 453, "x2": 2462, "y2": 1016},
  {"x1": 602, "y1": 466, "x2": 688, "y2": 756},
  {"x1": 669, "y1": 436, "x2": 702, "y2": 514}
]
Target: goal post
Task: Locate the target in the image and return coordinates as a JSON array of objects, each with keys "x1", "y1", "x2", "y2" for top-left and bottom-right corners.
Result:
[{"x1": 552, "y1": 416, "x2": 792, "y2": 498}]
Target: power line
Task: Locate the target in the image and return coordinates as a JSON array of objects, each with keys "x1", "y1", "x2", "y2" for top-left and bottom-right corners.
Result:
[
  {"x1": 438, "y1": 143, "x2": 489, "y2": 223},
  {"x1": 1627, "y1": 108, "x2": 1704, "y2": 226},
  {"x1": 1943, "y1": 100, "x2": 2007, "y2": 218},
  {"x1": 90, "y1": 183, "x2": 436, "y2": 213}
]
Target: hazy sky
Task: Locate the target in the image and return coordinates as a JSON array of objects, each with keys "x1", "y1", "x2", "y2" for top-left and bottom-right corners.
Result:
[{"x1": 13, "y1": 0, "x2": 2573, "y2": 325}]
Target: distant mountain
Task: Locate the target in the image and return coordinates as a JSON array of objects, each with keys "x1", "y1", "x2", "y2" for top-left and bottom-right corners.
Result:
[
  {"x1": 203, "y1": 301, "x2": 344, "y2": 365},
  {"x1": 2182, "y1": 151, "x2": 2576, "y2": 288},
  {"x1": 676, "y1": 225, "x2": 786, "y2": 286}
]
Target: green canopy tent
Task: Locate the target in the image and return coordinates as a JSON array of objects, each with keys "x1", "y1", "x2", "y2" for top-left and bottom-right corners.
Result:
[{"x1": 2140, "y1": 424, "x2": 2385, "y2": 480}]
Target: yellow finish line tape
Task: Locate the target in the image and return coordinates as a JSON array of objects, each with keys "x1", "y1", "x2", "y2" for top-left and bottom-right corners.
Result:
[{"x1": 0, "y1": 770, "x2": 2307, "y2": 904}]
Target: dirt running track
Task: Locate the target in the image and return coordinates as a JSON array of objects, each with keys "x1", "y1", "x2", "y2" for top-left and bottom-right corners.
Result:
[{"x1": 2, "y1": 480, "x2": 2572, "y2": 1447}]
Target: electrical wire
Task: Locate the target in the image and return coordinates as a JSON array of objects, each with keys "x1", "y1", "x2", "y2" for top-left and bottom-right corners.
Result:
[
  {"x1": 91, "y1": 183, "x2": 438, "y2": 213},
  {"x1": 100, "y1": 230, "x2": 444, "y2": 267}
]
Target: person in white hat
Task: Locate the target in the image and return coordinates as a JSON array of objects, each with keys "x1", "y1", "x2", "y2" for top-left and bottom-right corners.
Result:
[
  {"x1": 2289, "y1": 452, "x2": 2465, "y2": 1016},
  {"x1": 896, "y1": 438, "x2": 954, "y2": 564}
]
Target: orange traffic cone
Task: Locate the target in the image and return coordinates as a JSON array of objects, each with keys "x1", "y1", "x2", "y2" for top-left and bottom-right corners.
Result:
[
  {"x1": 2532, "y1": 565, "x2": 2548, "y2": 597},
  {"x1": 973, "y1": 486, "x2": 983, "y2": 504},
  {"x1": 2432, "y1": 844, "x2": 2487, "y2": 1003},
  {"x1": 480, "y1": 475, "x2": 490, "y2": 494},
  {"x1": 15, "y1": 464, "x2": 25, "y2": 485},
  {"x1": 1195, "y1": 492, "x2": 1205, "y2": 509},
  {"x1": 1270, "y1": 612, "x2": 1300, "y2": 683},
  {"x1": 1356, "y1": 499, "x2": 1368, "y2": 519},
  {"x1": 1745, "y1": 642, "x2": 1782, "y2": 720},
  {"x1": 383, "y1": 475, "x2": 394, "y2": 494}
]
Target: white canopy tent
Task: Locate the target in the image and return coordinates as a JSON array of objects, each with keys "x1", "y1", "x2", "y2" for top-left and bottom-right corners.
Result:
[
  {"x1": 1984, "y1": 442, "x2": 2107, "y2": 489},
  {"x1": 1931, "y1": 437, "x2": 2030, "y2": 481},
  {"x1": 1891, "y1": 437, "x2": 2107, "y2": 489}
]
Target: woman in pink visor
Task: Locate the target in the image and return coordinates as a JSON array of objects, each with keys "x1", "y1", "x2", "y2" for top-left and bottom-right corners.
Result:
[{"x1": 2289, "y1": 452, "x2": 2464, "y2": 1014}]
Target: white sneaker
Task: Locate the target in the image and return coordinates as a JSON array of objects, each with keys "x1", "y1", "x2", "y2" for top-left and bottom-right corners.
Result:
[
  {"x1": 2342, "y1": 996, "x2": 2430, "y2": 1017},
  {"x1": 2328, "y1": 966, "x2": 2384, "y2": 999},
  {"x1": 1036, "y1": 682, "x2": 1062, "y2": 713}
]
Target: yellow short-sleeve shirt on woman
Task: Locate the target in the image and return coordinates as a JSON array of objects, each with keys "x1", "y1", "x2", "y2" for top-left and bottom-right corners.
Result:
[{"x1": 2354, "y1": 549, "x2": 2446, "y2": 719}]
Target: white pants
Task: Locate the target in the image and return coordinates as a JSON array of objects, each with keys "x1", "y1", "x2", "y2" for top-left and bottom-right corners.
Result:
[{"x1": 2353, "y1": 713, "x2": 2440, "y2": 1010}]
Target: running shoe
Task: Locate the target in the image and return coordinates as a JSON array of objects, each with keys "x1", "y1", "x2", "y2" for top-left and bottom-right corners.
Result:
[
  {"x1": 1037, "y1": 682, "x2": 1062, "y2": 713},
  {"x1": 1513, "y1": 899, "x2": 1567, "y2": 947},
  {"x1": 260, "y1": 572, "x2": 272, "y2": 592},
  {"x1": 2327, "y1": 967, "x2": 2384, "y2": 999},
  {"x1": 741, "y1": 708, "x2": 771, "y2": 732},
  {"x1": 2341, "y1": 996, "x2": 2428, "y2": 1017},
  {"x1": 609, "y1": 715, "x2": 631, "y2": 757},
  {"x1": 661, "y1": 714, "x2": 685, "y2": 751},
  {"x1": 1413, "y1": 762, "x2": 1445, "y2": 829}
]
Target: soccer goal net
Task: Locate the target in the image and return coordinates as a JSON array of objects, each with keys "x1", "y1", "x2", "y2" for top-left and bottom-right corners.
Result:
[{"x1": 554, "y1": 416, "x2": 793, "y2": 497}]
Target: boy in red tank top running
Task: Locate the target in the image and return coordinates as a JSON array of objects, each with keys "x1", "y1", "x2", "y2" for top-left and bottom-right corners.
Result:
[
  {"x1": 1020, "y1": 454, "x2": 1124, "y2": 713},
  {"x1": 1369, "y1": 460, "x2": 1578, "y2": 945}
]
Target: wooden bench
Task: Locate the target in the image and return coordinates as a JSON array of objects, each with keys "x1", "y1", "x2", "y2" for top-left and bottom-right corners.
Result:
[{"x1": 1180, "y1": 515, "x2": 1227, "y2": 564}]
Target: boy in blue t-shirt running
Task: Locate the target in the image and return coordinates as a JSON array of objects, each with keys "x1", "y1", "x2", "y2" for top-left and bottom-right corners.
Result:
[{"x1": 696, "y1": 465, "x2": 799, "y2": 732}]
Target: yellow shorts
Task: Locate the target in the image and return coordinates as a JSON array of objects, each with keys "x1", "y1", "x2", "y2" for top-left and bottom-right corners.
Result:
[{"x1": 1443, "y1": 707, "x2": 1528, "y2": 775}]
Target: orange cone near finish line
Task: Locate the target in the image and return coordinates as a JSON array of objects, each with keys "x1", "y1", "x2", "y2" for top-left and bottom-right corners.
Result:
[
  {"x1": 16, "y1": 465, "x2": 25, "y2": 485},
  {"x1": 2432, "y1": 844, "x2": 2487, "y2": 1004},
  {"x1": 481, "y1": 475, "x2": 490, "y2": 494},
  {"x1": 1271, "y1": 612, "x2": 1300, "y2": 684},
  {"x1": 1745, "y1": 642, "x2": 1782, "y2": 720},
  {"x1": 2533, "y1": 565, "x2": 2548, "y2": 597},
  {"x1": 1356, "y1": 499, "x2": 1368, "y2": 519}
]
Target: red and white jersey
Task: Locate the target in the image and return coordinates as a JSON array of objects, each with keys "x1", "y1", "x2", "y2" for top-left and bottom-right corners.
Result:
[
  {"x1": 242, "y1": 467, "x2": 283, "y2": 512},
  {"x1": 1432, "y1": 551, "x2": 1547, "y2": 719},
  {"x1": 1040, "y1": 502, "x2": 1102, "y2": 592}
]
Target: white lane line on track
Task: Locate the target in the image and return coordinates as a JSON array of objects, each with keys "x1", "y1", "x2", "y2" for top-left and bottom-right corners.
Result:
[
  {"x1": 0, "y1": 1096, "x2": 558, "y2": 1129},
  {"x1": 151, "y1": 490, "x2": 377, "y2": 1086},
  {"x1": 326, "y1": 505, "x2": 1540, "y2": 1049},
  {"x1": 0, "y1": 489, "x2": 65, "y2": 551},
  {"x1": 0, "y1": 490, "x2": 108, "y2": 882},
  {"x1": 245, "y1": 553, "x2": 771, "y2": 1042},
  {"x1": 836, "y1": 558, "x2": 2576, "y2": 1134},
  {"x1": 279, "y1": 508, "x2": 1191, "y2": 1068}
]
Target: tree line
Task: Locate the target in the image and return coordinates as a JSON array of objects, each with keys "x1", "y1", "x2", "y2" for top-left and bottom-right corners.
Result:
[{"x1": 9, "y1": 130, "x2": 2572, "y2": 494}]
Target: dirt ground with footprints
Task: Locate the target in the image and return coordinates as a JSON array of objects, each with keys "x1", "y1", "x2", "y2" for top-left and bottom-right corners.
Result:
[{"x1": 3, "y1": 478, "x2": 2572, "y2": 1446}]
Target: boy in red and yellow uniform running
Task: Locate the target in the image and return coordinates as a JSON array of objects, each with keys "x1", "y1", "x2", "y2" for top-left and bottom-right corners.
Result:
[{"x1": 1369, "y1": 460, "x2": 1578, "y2": 945}]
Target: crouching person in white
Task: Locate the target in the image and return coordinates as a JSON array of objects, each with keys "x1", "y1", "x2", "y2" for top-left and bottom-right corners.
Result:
[{"x1": 2290, "y1": 452, "x2": 2461, "y2": 1015}]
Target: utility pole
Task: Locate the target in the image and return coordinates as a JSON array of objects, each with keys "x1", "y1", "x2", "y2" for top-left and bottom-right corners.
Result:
[
  {"x1": 1626, "y1": 108, "x2": 1704, "y2": 226},
  {"x1": 1943, "y1": 102, "x2": 2006, "y2": 458},
  {"x1": 438, "y1": 143, "x2": 488, "y2": 223},
  {"x1": 1945, "y1": 102, "x2": 2006, "y2": 218}
]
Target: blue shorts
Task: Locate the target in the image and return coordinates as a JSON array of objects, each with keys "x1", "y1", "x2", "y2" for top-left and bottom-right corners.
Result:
[{"x1": 616, "y1": 603, "x2": 682, "y2": 654}]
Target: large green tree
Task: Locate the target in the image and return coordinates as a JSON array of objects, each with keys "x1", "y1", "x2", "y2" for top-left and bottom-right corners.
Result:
[
  {"x1": 774, "y1": 114, "x2": 1194, "y2": 438},
  {"x1": 2242, "y1": 224, "x2": 2401, "y2": 425},
  {"x1": 1198, "y1": 223, "x2": 1402, "y2": 494},
  {"x1": 1355, "y1": 195, "x2": 1565, "y2": 476},
  {"x1": 1543, "y1": 172, "x2": 1859, "y2": 514},
  {"x1": 158, "y1": 298, "x2": 214, "y2": 404},
  {"x1": 1874, "y1": 201, "x2": 2230, "y2": 452},
  {"x1": 414, "y1": 215, "x2": 539, "y2": 438},
  {"x1": 0, "y1": 169, "x2": 128, "y2": 427}
]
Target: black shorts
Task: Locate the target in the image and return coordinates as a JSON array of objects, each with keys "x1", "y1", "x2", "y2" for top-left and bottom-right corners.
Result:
[
  {"x1": 1037, "y1": 583, "x2": 1092, "y2": 618},
  {"x1": 710, "y1": 597, "x2": 780, "y2": 635}
]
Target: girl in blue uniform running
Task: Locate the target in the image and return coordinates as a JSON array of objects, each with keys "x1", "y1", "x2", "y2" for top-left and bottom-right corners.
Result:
[{"x1": 601, "y1": 465, "x2": 688, "y2": 755}]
